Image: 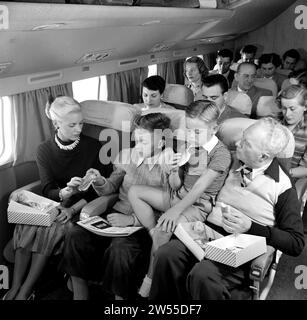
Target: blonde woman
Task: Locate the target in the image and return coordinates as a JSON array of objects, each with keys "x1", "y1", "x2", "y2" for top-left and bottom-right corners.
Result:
[
  {"x1": 3, "y1": 96, "x2": 105, "y2": 300},
  {"x1": 278, "y1": 85, "x2": 307, "y2": 180}
]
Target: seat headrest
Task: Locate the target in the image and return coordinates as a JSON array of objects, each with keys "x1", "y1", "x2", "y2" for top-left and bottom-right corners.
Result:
[
  {"x1": 141, "y1": 107, "x2": 186, "y2": 141},
  {"x1": 226, "y1": 90, "x2": 252, "y2": 115},
  {"x1": 81, "y1": 100, "x2": 137, "y2": 132},
  {"x1": 254, "y1": 78, "x2": 278, "y2": 96},
  {"x1": 162, "y1": 84, "x2": 194, "y2": 107},
  {"x1": 217, "y1": 117, "x2": 295, "y2": 159},
  {"x1": 256, "y1": 96, "x2": 280, "y2": 118}
]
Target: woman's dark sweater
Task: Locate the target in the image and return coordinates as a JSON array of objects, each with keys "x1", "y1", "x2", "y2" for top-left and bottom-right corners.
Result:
[{"x1": 36, "y1": 134, "x2": 109, "y2": 207}]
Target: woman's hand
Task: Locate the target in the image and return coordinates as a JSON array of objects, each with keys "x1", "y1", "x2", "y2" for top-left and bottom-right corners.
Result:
[
  {"x1": 107, "y1": 213, "x2": 134, "y2": 227},
  {"x1": 59, "y1": 186, "x2": 75, "y2": 200},
  {"x1": 55, "y1": 206, "x2": 76, "y2": 224},
  {"x1": 66, "y1": 177, "x2": 83, "y2": 189},
  {"x1": 86, "y1": 168, "x2": 106, "y2": 186}
]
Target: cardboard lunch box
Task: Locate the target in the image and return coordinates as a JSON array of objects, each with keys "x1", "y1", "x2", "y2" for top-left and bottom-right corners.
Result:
[
  {"x1": 203, "y1": 233, "x2": 267, "y2": 267},
  {"x1": 7, "y1": 191, "x2": 59, "y2": 227},
  {"x1": 175, "y1": 222, "x2": 267, "y2": 267}
]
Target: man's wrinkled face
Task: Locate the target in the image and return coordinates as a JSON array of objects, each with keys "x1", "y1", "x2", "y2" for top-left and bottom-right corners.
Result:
[
  {"x1": 235, "y1": 125, "x2": 265, "y2": 168},
  {"x1": 235, "y1": 64, "x2": 256, "y2": 91}
]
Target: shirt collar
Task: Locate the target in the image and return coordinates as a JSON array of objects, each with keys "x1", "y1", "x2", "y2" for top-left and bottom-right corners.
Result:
[
  {"x1": 235, "y1": 158, "x2": 278, "y2": 181},
  {"x1": 202, "y1": 135, "x2": 219, "y2": 154},
  {"x1": 264, "y1": 158, "x2": 280, "y2": 182},
  {"x1": 190, "y1": 80, "x2": 202, "y2": 89}
]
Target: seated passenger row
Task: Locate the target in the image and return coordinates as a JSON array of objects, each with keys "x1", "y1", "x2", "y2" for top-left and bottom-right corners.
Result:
[{"x1": 3, "y1": 80, "x2": 305, "y2": 300}]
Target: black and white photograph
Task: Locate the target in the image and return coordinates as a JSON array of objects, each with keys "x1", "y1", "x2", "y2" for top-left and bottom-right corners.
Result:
[{"x1": 0, "y1": 0, "x2": 306, "y2": 315}]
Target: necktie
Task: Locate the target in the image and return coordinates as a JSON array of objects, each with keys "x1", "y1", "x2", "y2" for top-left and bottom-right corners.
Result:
[{"x1": 240, "y1": 166, "x2": 252, "y2": 187}]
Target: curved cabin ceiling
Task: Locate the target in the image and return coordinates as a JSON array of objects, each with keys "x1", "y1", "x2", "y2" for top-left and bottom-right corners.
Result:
[{"x1": 0, "y1": 0, "x2": 297, "y2": 79}]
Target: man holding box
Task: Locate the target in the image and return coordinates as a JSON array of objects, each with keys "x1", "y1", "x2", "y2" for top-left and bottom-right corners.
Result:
[{"x1": 150, "y1": 118, "x2": 305, "y2": 300}]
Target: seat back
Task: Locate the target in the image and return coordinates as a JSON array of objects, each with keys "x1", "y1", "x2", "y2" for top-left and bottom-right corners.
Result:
[
  {"x1": 254, "y1": 78, "x2": 278, "y2": 96},
  {"x1": 162, "y1": 84, "x2": 194, "y2": 110},
  {"x1": 226, "y1": 90, "x2": 252, "y2": 115},
  {"x1": 256, "y1": 96, "x2": 281, "y2": 118},
  {"x1": 81, "y1": 100, "x2": 138, "y2": 165}
]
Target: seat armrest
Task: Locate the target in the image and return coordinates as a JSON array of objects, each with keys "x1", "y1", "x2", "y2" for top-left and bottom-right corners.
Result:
[
  {"x1": 9, "y1": 180, "x2": 42, "y2": 201},
  {"x1": 80, "y1": 193, "x2": 119, "y2": 220},
  {"x1": 249, "y1": 245, "x2": 276, "y2": 282}
]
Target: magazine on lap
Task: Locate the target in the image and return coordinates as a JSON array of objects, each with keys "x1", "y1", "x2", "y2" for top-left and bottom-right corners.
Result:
[{"x1": 77, "y1": 215, "x2": 143, "y2": 237}]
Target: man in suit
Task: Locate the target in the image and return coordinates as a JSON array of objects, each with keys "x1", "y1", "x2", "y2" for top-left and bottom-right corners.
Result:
[
  {"x1": 201, "y1": 74, "x2": 246, "y2": 124},
  {"x1": 211, "y1": 49, "x2": 235, "y2": 88},
  {"x1": 234, "y1": 62, "x2": 272, "y2": 119}
]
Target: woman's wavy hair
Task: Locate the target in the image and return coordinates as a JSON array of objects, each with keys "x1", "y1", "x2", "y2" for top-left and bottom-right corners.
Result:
[
  {"x1": 183, "y1": 56, "x2": 209, "y2": 81},
  {"x1": 45, "y1": 95, "x2": 81, "y2": 122},
  {"x1": 277, "y1": 85, "x2": 307, "y2": 109}
]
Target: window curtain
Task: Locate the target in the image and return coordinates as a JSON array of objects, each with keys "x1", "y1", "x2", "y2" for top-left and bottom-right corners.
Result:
[
  {"x1": 106, "y1": 67, "x2": 148, "y2": 104},
  {"x1": 157, "y1": 59, "x2": 185, "y2": 85},
  {"x1": 10, "y1": 83, "x2": 73, "y2": 165},
  {"x1": 203, "y1": 52, "x2": 217, "y2": 71}
]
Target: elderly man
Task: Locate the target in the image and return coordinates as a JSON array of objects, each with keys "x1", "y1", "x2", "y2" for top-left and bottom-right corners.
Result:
[
  {"x1": 149, "y1": 118, "x2": 305, "y2": 300},
  {"x1": 233, "y1": 62, "x2": 272, "y2": 119}
]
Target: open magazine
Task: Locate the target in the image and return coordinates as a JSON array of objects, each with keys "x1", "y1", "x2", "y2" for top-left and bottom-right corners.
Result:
[{"x1": 77, "y1": 215, "x2": 143, "y2": 237}]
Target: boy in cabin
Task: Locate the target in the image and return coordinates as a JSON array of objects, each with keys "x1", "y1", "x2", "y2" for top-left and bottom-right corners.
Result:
[{"x1": 128, "y1": 100, "x2": 232, "y2": 298}]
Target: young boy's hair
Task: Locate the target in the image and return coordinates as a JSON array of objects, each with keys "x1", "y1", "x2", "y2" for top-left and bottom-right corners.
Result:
[
  {"x1": 142, "y1": 75, "x2": 166, "y2": 94},
  {"x1": 186, "y1": 100, "x2": 220, "y2": 123},
  {"x1": 134, "y1": 112, "x2": 171, "y2": 132}
]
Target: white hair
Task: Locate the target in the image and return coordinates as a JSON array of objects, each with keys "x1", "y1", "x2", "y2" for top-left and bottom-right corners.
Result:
[
  {"x1": 253, "y1": 118, "x2": 289, "y2": 157},
  {"x1": 45, "y1": 96, "x2": 82, "y2": 121}
]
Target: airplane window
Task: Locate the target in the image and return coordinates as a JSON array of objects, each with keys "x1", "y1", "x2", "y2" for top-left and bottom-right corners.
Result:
[
  {"x1": 0, "y1": 97, "x2": 13, "y2": 166},
  {"x1": 73, "y1": 75, "x2": 108, "y2": 102},
  {"x1": 98, "y1": 75, "x2": 108, "y2": 101},
  {"x1": 148, "y1": 64, "x2": 157, "y2": 77}
]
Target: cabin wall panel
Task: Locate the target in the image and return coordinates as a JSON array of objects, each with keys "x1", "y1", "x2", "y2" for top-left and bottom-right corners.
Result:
[{"x1": 234, "y1": 0, "x2": 307, "y2": 60}]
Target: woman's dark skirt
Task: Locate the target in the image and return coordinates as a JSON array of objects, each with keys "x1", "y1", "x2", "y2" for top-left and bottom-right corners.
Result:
[{"x1": 60, "y1": 223, "x2": 152, "y2": 299}]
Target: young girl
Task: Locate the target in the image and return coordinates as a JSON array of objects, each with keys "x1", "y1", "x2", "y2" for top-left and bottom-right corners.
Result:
[
  {"x1": 60, "y1": 112, "x2": 176, "y2": 300},
  {"x1": 128, "y1": 100, "x2": 232, "y2": 298}
]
